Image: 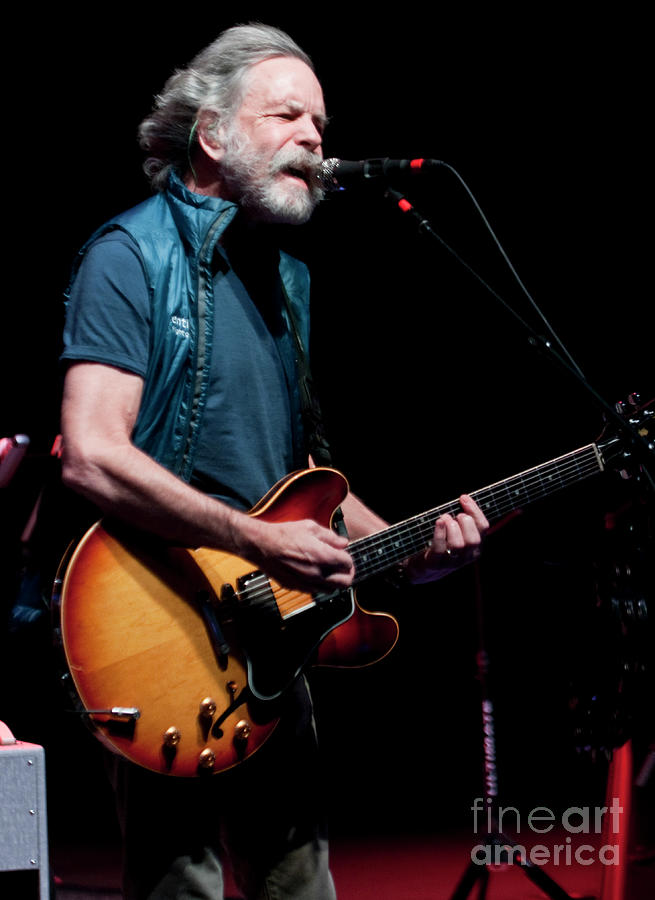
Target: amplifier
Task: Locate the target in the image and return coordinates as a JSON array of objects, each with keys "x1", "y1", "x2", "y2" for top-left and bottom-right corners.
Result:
[{"x1": 0, "y1": 724, "x2": 50, "y2": 899}]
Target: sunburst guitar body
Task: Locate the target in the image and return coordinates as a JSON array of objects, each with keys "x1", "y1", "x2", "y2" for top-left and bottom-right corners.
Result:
[
  {"x1": 54, "y1": 400, "x2": 652, "y2": 777},
  {"x1": 54, "y1": 467, "x2": 399, "y2": 777}
]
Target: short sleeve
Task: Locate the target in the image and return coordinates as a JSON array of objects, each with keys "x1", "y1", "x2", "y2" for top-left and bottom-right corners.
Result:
[{"x1": 61, "y1": 231, "x2": 151, "y2": 377}]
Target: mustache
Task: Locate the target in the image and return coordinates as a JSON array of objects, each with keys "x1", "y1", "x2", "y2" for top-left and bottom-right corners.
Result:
[{"x1": 270, "y1": 147, "x2": 323, "y2": 186}]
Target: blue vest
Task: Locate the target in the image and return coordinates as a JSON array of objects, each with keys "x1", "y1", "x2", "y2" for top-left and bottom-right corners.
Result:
[{"x1": 67, "y1": 174, "x2": 312, "y2": 481}]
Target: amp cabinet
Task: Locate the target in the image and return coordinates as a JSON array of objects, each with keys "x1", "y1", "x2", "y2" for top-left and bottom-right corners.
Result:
[{"x1": 0, "y1": 724, "x2": 50, "y2": 899}]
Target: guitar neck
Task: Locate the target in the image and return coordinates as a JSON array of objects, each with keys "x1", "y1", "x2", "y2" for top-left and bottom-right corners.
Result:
[{"x1": 349, "y1": 442, "x2": 605, "y2": 584}]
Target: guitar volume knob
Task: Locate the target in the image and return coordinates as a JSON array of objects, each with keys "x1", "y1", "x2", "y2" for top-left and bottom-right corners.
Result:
[
  {"x1": 162, "y1": 726, "x2": 181, "y2": 747},
  {"x1": 199, "y1": 697, "x2": 217, "y2": 718},
  {"x1": 198, "y1": 748, "x2": 216, "y2": 770},
  {"x1": 234, "y1": 719, "x2": 252, "y2": 742}
]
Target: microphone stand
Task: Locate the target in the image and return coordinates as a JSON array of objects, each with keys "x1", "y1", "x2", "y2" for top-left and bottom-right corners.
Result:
[
  {"x1": 383, "y1": 185, "x2": 654, "y2": 489},
  {"x1": 448, "y1": 561, "x2": 589, "y2": 900},
  {"x1": 378, "y1": 184, "x2": 653, "y2": 899}
]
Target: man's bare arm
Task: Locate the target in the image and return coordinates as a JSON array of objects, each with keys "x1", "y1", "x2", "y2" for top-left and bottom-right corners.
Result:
[{"x1": 61, "y1": 362, "x2": 353, "y2": 591}]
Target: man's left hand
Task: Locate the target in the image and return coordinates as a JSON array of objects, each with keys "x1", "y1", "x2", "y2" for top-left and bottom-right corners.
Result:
[{"x1": 406, "y1": 494, "x2": 489, "y2": 583}]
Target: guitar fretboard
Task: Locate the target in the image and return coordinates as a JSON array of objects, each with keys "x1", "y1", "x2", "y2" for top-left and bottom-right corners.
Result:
[{"x1": 349, "y1": 443, "x2": 604, "y2": 583}]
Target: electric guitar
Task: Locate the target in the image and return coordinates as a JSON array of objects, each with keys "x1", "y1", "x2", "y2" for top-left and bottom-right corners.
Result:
[{"x1": 53, "y1": 401, "x2": 653, "y2": 777}]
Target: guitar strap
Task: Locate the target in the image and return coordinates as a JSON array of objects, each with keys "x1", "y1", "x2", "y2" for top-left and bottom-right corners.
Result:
[
  {"x1": 282, "y1": 289, "x2": 413, "y2": 583},
  {"x1": 280, "y1": 286, "x2": 333, "y2": 469},
  {"x1": 281, "y1": 285, "x2": 348, "y2": 538}
]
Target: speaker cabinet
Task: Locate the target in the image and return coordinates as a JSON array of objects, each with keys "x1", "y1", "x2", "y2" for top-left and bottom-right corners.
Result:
[{"x1": 0, "y1": 739, "x2": 50, "y2": 899}]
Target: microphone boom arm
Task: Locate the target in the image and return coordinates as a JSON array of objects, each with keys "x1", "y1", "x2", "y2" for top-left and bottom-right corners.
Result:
[{"x1": 383, "y1": 184, "x2": 655, "y2": 488}]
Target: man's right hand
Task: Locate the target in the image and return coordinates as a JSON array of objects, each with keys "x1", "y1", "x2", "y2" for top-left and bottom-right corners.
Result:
[{"x1": 235, "y1": 516, "x2": 354, "y2": 593}]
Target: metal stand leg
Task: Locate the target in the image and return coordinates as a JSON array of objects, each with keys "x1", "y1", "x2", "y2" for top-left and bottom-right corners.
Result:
[{"x1": 448, "y1": 565, "x2": 586, "y2": 900}]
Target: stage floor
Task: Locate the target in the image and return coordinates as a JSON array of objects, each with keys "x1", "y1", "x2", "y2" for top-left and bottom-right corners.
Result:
[{"x1": 46, "y1": 828, "x2": 653, "y2": 899}]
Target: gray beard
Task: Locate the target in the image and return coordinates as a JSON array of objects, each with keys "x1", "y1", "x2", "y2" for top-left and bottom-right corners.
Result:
[{"x1": 218, "y1": 128, "x2": 325, "y2": 225}]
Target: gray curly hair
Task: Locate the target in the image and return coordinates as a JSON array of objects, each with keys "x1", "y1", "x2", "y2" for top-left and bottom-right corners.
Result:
[{"x1": 138, "y1": 23, "x2": 314, "y2": 191}]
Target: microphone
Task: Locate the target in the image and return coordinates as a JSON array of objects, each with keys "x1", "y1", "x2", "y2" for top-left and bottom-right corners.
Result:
[{"x1": 317, "y1": 157, "x2": 443, "y2": 191}]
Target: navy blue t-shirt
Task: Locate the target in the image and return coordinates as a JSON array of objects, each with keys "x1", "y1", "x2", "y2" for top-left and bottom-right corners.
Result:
[{"x1": 62, "y1": 230, "x2": 305, "y2": 510}]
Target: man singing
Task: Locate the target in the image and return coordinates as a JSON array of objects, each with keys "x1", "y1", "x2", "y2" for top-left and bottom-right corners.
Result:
[{"x1": 61, "y1": 23, "x2": 488, "y2": 898}]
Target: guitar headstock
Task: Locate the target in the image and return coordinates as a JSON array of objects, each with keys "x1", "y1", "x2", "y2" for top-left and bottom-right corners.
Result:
[{"x1": 597, "y1": 393, "x2": 655, "y2": 480}]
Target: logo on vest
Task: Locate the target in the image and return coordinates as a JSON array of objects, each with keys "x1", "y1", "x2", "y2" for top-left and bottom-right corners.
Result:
[{"x1": 170, "y1": 316, "x2": 190, "y2": 339}]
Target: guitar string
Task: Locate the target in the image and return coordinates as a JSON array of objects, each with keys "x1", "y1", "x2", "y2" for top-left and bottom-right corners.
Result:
[
  {"x1": 236, "y1": 447, "x2": 602, "y2": 613},
  {"x1": 353, "y1": 451, "x2": 601, "y2": 570},
  {"x1": 241, "y1": 450, "x2": 602, "y2": 610},
  {"x1": 243, "y1": 452, "x2": 602, "y2": 612},
  {"x1": 329, "y1": 453, "x2": 601, "y2": 589}
]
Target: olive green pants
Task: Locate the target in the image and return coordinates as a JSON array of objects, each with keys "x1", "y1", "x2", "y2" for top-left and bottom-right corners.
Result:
[{"x1": 106, "y1": 680, "x2": 336, "y2": 899}]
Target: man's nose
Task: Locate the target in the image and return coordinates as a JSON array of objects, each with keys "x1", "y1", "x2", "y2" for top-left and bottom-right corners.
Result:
[{"x1": 295, "y1": 115, "x2": 323, "y2": 153}]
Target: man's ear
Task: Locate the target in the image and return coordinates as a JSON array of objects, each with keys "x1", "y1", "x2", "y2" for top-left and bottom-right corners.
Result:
[{"x1": 196, "y1": 108, "x2": 225, "y2": 162}]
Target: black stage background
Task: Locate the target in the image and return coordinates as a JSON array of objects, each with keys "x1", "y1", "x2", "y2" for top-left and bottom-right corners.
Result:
[{"x1": 2, "y1": 7, "x2": 653, "y2": 846}]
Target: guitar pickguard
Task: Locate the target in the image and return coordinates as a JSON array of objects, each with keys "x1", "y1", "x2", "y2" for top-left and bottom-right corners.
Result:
[{"x1": 230, "y1": 579, "x2": 355, "y2": 700}]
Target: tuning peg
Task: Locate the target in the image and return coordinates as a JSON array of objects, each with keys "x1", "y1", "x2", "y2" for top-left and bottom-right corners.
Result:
[{"x1": 615, "y1": 393, "x2": 642, "y2": 415}]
